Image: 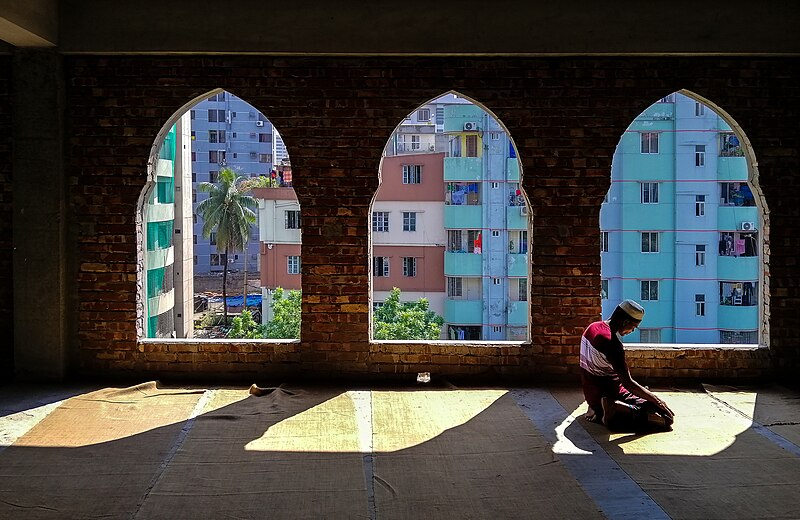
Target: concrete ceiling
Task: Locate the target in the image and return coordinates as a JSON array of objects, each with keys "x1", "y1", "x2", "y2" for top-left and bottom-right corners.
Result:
[{"x1": 1, "y1": 0, "x2": 799, "y2": 55}]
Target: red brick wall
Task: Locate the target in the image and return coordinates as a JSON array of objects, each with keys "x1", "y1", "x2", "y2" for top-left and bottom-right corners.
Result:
[
  {"x1": 64, "y1": 56, "x2": 799, "y2": 382},
  {"x1": 0, "y1": 56, "x2": 12, "y2": 378}
]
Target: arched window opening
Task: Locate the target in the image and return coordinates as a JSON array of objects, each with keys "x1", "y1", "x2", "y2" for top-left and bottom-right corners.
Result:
[
  {"x1": 372, "y1": 93, "x2": 529, "y2": 342},
  {"x1": 601, "y1": 91, "x2": 766, "y2": 346},
  {"x1": 140, "y1": 90, "x2": 299, "y2": 340}
]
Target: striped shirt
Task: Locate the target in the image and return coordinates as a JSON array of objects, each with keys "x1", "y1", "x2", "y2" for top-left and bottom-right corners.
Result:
[{"x1": 579, "y1": 320, "x2": 625, "y2": 377}]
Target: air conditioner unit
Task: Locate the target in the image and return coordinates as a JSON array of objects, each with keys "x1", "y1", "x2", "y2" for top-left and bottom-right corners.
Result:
[
  {"x1": 255, "y1": 121, "x2": 264, "y2": 127},
  {"x1": 740, "y1": 221, "x2": 755, "y2": 231},
  {"x1": 520, "y1": 206, "x2": 528, "y2": 216},
  {"x1": 463, "y1": 122, "x2": 478, "y2": 131}
]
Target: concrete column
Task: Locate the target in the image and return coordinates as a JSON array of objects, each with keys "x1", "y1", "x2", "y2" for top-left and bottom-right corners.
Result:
[{"x1": 12, "y1": 49, "x2": 67, "y2": 380}]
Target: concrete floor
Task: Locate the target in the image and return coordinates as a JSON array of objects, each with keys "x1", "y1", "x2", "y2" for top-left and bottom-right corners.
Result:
[{"x1": 1, "y1": 382, "x2": 798, "y2": 519}]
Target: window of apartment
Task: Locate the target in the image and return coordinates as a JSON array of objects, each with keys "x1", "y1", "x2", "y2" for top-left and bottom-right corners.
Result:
[
  {"x1": 193, "y1": 255, "x2": 197, "y2": 265},
  {"x1": 492, "y1": 326, "x2": 502, "y2": 334},
  {"x1": 695, "y1": 145, "x2": 706, "y2": 167},
  {"x1": 720, "y1": 330, "x2": 758, "y2": 344},
  {"x1": 411, "y1": 135, "x2": 421, "y2": 150},
  {"x1": 601, "y1": 279, "x2": 608, "y2": 299},
  {"x1": 639, "y1": 328, "x2": 661, "y2": 343},
  {"x1": 192, "y1": 189, "x2": 197, "y2": 203},
  {"x1": 210, "y1": 253, "x2": 223, "y2": 266},
  {"x1": 641, "y1": 182, "x2": 659, "y2": 204},
  {"x1": 402, "y1": 212, "x2": 416, "y2": 232},
  {"x1": 209, "y1": 151, "x2": 226, "y2": 164},
  {"x1": 192, "y1": 171, "x2": 197, "y2": 182},
  {"x1": 193, "y1": 234, "x2": 197, "y2": 244},
  {"x1": 191, "y1": 152, "x2": 196, "y2": 162},
  {"x1": 465, "y1": 135, "x2": 479, "y2": 157},
  {"x1": 446, "y1": 182, "x2": 480, "y2": 206},
  {"x1": 208, "y1": 109, "x2": 225, "y2": 122},
  {"x1": 491, "y1": 182, "x2": 500, "y2": 189},
  {"x1": 249, "y1": 152, "x2": 257, "y2": 159},
  {"x1": 696, "y1": 244, "x2": 706, "y2": 266},
  {"x1": 720, "y1": 232, "x2": 758, "y2": 257},
  {"x1": 373, "y1": 256, "x2": 389, "y2": 277},
  {"x1": 209, "y1": 170, "x2": 219, "y2": 183},
  {"x1": 641, "y1": 280, "x2": 659, "y2": 301},
  {"x1": 209, "y1": 232, "x2": 217, "y2": 246},
  {"x1": 259, "y1": 133, "x2": 270, "y2": 143},
  {"x1": 287, "y1": 256, "x2": 301, "y2": 275},
  {"x1": 640, "y1": 132, "x2": 659, "y2": 154},
  {"x1": 518, "y1": 278, "x2": 528, "y2": 302},
  {"x1": 695, "y1": 294, "x2": 706, "y2": 316},
  {"x1": 720, "y1": 281, "x2": 757, "y2": 306},
  {"x1": 417, "y1": 108, "x2": 431, "y2": 122},
  {"x1": 720, "y1": 182, "x2": 755, "y2": 207},
  {"x1": 259, "y1": 154, "x2": 272, "y2": 163},
  {"x1": 285, "y1": 210, "x2": 301, "y2": 229},
  {"x1": 449, "y1": 135, "x2": 462, "y2": 157},
  {"x1": 658, "y1": 94, "x2": 675, "y2": 103},
  {"x1": 695, "y1": 195, "x2": 706, "y2": 216},
  {"x1": 190, "y1": 130, "x2": 196, "y2": 141},
  {"x1": 601, "y1": 231, "x2": 609, "y2": 253},
  {"x1": 491, "y1": 132, "x2": 500, "y2": 140},
  {"x1": 695, "y1": 102, "x2": 705, "y2": 116},
  {"x1": 492, "y1": 278, "x2": 502, "y2": 286},
  {"x1": 372, "y1": 211, "x2": 389, "y2": 232},
  {"x1": 641, "y1": 232, "x2": 659, "y2": 253},
  {"x1": 372, "y1": 302, "x2": 384, "y2": 312},
  {"x1": 190, "y1": 109, "x2": 196, "y2": 120},
  {"x1": 403, "y1": 257, "x2": 417, "y2": 277},
  {"x1": 402, "y1": 164, "x2": 422, "y2": 184},
  {"x1": 208, "y1": 130, "x2": 226, "y2": 143},
  {"x1": 720, "y1": 132, "x2": 742, "y2": 157},
  {"x1": 447, "y1": 277, "x2": 463, "y2": 297}
]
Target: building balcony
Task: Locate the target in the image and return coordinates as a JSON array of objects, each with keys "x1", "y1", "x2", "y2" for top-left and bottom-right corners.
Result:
[
  {"x1": 444, "y1": 205, "x2": 482, "y2": 229},
  {"x1": 444, "y1": 298, "x2": 483, "y2": 325},
  {"x1": 506, "y1": 205, "x2": 527, "y2": 230},
  {"x1": 717, "y1": 255, "x2": 759, "y2": 281},
  {"x1": 444, "y1": 252, "x2": 482, "y2": 276},
  {"x1": 718, "y1": 304, "x2": 759, "y2": 331},
  {"x1": 155, "y1": 158, "x2": 174, "y2": 178},
  {"x1": 507, "y1": 158, "x2": 520, "y2": 181},
  {"x1": 717, "y1": 206, "x2": 758, "y2": 231},
  {"x1": 507, "y1": 253, "x2": 528, "y2": 277},
  {"x1": 148, "y1": 288, "x2": 175, "y2": 317},
  {"x1": 507, "y1": 301, "x2": 528, "y2": 326},
  {"x1": 717, "y1": 156, "x2": 748, "y2": 181},
  {"x1": 444, "y1": 157, "x2": 482, "y2": 181},
  {"x1": 146, "y1": 245, "x2": 174, "y2": 270},
  {"x1": 637, "y1": 101, "x2": 675, "y2": 122},
  {"x1": 147, "y1": 202, "x2": 174, "y2": 223}
]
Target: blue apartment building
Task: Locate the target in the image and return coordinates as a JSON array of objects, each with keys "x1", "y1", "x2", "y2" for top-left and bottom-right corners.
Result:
[{"x1": 191, "y1": 92, "x2": 275, "y2": 274}]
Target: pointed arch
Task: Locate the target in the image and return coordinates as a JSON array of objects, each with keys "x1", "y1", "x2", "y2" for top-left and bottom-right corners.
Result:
[
  {"x1": 137, "y1": 89, "x2": 298, "y2": 340},
  {"x1": 371, "y1": 91, "x2": 530, "y2": 342},
  {"x1": 601, "y1": 90, "x2": 768, "y2": 346}
]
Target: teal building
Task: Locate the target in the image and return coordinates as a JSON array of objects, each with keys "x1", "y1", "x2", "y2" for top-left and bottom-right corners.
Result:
[{"x1": 601, "y1": 93, "x2": 759, "y2": 344}]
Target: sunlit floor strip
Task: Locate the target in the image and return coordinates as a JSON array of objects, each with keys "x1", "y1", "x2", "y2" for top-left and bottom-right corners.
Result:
[
  {"x1": 511, "y1": 389, "x2": 670, "y2": 520},
  {"x1": 0, "y1": 400, "x2": 65, "y2": 453},
  {"x1": 351, "y1": 390, "x2": 377, "y2": 520}
]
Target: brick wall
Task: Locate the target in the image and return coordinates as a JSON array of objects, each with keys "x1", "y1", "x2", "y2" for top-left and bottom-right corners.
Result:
[
  {"x1": 64, "y1": 56, "x2": 798, "y2": 383},
  {"x1": 0, "y1": 56, "x2": 12, "y2": 379}
]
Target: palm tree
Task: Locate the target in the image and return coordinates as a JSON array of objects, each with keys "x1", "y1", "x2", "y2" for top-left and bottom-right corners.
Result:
[{"x1": 196, "y1": 168, "x2": 258, "y2": 324}]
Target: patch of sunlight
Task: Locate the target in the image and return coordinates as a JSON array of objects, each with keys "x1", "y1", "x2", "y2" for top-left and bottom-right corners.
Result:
[
  {"x1": 245, "y1": 389, "x2": 507, "y2": 453},
  {"x1": 604, "y1": 391, "x2": 755, "y2": 456},
  {"x1": 554, "y1": 400, "x2": 593, "y2": 455}
]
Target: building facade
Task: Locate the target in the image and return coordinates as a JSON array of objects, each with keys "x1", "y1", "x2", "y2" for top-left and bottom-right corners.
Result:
[
  {"x1": 143, "y1": 115, "x2": 194, "y2": 338},
  {"x1": 601, "y1": 92, "x2": 759, "y2": 344},
  {"x1": 191, "y1": 91, "x2": 274, "y2": 274}
]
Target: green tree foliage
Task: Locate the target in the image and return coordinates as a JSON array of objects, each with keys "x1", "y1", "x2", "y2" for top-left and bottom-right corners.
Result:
[
  {"x1": 264, "y1": 288, "x2": 302, "y2": 339},
  {"x1": 196, "y1": 168, "x2": 257, "y2": 323},
  {"x1": 227, "y1": 309, "x2": 266, "y2": 339},
  {"x1": 373, "y1": 287, "x2": 444, "y2": 340}
]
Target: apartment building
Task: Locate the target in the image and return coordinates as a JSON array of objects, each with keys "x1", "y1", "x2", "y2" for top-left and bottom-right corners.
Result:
[
  {"x1": 191, "y1": 92, "x2": 274, "y2": 274},
  {"x1": 601, "y1": 92, "x2": 760, "y2": 344},
  {"x1": 143, "y1": 115, "x2": 194, "y2": 338}
]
